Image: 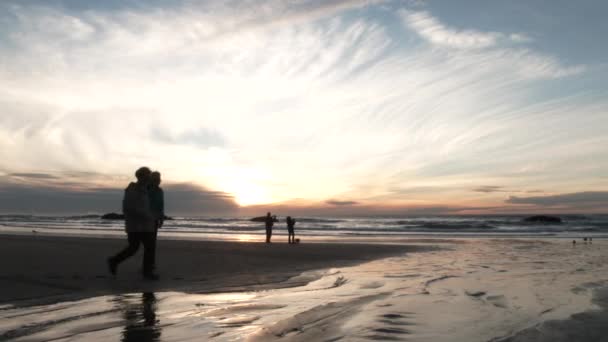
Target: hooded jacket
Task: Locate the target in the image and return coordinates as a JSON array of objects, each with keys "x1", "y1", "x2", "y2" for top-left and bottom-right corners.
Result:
[{"x1": 122, "y1": 182, "x2": 155, "y2": 232}]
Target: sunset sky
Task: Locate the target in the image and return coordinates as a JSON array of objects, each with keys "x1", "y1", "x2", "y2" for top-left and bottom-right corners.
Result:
[{"x1": 1, "y1": 0, "x2": 607, "y2": 215}]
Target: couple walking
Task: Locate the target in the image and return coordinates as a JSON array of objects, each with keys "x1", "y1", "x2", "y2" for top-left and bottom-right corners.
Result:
[{"x1": 108, "y1": 167, "x2": 164, "y2": 280}]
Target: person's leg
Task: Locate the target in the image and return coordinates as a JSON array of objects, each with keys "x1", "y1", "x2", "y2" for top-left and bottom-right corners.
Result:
[
  {"x1": 151, "y1": 223, "x2": 159, "y2": 269},
  {"x1": 108, "y1": 232, "x2": 141, "y2": 274},
  {"x1": 142, "y1": 233, "x2": 157, "y2": 277},
  {"x1": 266, "y1": 227, "x2": 271, "y2": 243}
]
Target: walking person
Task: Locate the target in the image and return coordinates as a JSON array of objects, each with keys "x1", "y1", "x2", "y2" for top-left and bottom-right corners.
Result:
[
  {"x1": 107, "y1": 167, "x2": 159, "y2": 280},
  {"x1": 148, "y1": 171, "x2": 164, "y2": 271},
  {"x1": 286, "y1": 216, "x2": 296, "y2": 244},
  {"x1": 265, "y1": 212, "x2": 275, "y2": 243}
]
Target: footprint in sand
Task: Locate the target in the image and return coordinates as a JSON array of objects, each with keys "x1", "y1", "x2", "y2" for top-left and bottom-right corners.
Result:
[
  {"x1": 360, "y1": 281, "x2": 385, "y2": 289},
  {"x1": 367, "y1": 313, "x2": 415, "y2": 340},
  {"x1": 486, "y1": 295, "x2": 508, "y2": 308},
  {"x1": 465, "y1": 290, "x2": 486, "y2": 297}
]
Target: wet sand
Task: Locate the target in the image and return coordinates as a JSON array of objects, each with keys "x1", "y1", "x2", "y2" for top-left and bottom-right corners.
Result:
[
  {"x1": 2, "y1": 236, "x2": 608, "y2": 341},
  {"x1": 0, "y1": 234, "x2": 431, "y2": 305}
]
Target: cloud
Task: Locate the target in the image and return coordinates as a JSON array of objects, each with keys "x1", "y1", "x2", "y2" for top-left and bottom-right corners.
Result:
[
  {"x1": 473, "y1": 185, "x2": 508, "y2": 193},
  {"x1": 399, "y1": 10, "x2": 502, "y2": 49},
  {"x1": 241, "y1": 202, "x2": 494, "y2": 217},
  {"x1": 398, "y1": 9, "x2": 584, "y2": 79},
  {"x1": 506, "y1": 192, "x2": 608, "y2": 206},
  {"x1": 326, "y1": 199, "x2": 359, "y2": 206},
  {"x1": 509, "y1": 33, "x2": 532, "y2": 43},
  {"x1": 151, "y1": 127, "x2": 226, "y2": 148},
  {"x1": 0, "y1": 1, "x2": 603, "y2": 211},
  {"x1": 0, "y1": 175, "x2": 238, "y2": 215},
  {"x1": 163, "y1": 183, "x2": 238, "y2": 214},
  {"x1": 399, "y1": 10, "x2": 534, "y2": 49},
  {"x1": 9, "y1": 173, "x2": 60, "y2": 179}
]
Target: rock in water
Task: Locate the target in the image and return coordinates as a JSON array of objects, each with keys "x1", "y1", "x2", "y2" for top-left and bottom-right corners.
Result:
[
  {"x1": 523, "y1": 215, "x2": 562, "y2": 224},
  {"x1": 101, "y1": 213, "x2": 124, "y2": 220}
]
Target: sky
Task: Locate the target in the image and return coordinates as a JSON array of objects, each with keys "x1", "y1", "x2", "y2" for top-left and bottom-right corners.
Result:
[{"x1": 0, "y1": 0, "x2": 607, "y2": 215}]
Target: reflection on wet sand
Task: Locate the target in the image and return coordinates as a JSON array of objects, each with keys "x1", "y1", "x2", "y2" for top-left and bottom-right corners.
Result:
[
  {"x1": 118, "y1": 292, "x2": 161, "y2": 342},
  {"x1": 1, "y1": 239, "x2": 607, "y2": 341}
]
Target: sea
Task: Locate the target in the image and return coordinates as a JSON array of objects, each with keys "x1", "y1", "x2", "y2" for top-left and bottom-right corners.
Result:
[{"x1": 1, "y1": 214, "x2": 607, "y2": 240}]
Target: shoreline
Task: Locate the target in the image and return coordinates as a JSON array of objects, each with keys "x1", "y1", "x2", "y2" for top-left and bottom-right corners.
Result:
[
  {"x1": 1, "y1": 226, "x2": 605, "y2": 245},
  {"x1": 1, "y1": 236, "x2": 607, "y2": 341},
  {"x1": 0, "y1": 234, "x2": 434, "y2": 306}
]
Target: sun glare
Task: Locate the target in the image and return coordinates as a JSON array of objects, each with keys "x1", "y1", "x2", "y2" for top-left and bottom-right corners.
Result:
[{"x1": 229, "y1": 181, "x2": 271, "y2": 206}]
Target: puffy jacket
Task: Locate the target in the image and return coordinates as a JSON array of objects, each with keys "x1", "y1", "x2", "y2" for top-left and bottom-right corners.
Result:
[{"x1": 122, "y1": 182, "x2": 155, "y2": 232}]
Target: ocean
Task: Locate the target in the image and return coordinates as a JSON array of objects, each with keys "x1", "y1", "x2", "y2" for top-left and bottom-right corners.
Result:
[{"x1": 1, "y1": 214, "x2": 607, "y2": 240}]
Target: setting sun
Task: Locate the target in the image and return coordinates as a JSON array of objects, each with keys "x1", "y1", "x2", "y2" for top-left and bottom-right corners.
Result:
[{"x1": 228, "y1": 180, "x2": 272, "y2": 206}]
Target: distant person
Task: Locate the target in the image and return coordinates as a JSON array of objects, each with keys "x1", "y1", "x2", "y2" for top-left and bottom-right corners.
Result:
[
  {"x1": 107, "y1": 167, "x2": 159, "y2": 280},
  {"x1": 265, "y1": 212, "x2": 275, "y2": 243},
  {"x1": 149, "y1": 171, "x2": 165, "y2": 271},
  {"x1": 286, "y1": 216, "x2": 296, "y2": 244}
]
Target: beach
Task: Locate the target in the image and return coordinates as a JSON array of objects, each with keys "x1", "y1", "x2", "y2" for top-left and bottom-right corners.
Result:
[
  {"x1": 0, "y1": 234, "x2": 429, "y2": 304},
  {"x1": 1, "y1": 234, "x2": 607, "y2": 341}
]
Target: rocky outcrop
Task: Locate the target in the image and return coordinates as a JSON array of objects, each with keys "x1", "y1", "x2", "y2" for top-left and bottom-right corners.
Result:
[
  {"x1": 101, "y1": 213, "x2": 124, "y2": 220},
  {"x1": 523, "y1": 215, "x2": 562, "y2": 224}
]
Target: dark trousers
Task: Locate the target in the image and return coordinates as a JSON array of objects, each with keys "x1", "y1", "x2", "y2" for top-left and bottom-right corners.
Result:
[
  {"x1": 110, "y1": 232, "x2": 156, "y2": 274},
  {"x1": 266, "y1": 227, "x2": 273, "y2": 243},
  {"x1": 151, "y1": 222, "x2": 160, "y2": 268},
  {"x1": 288, "y1": 229, "x2": 295, "y2": 243}
]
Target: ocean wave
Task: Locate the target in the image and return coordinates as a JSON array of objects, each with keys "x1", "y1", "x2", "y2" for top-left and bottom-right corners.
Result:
[{"x1": 2, "y1": 214, "x2": 608, "y2": 236}]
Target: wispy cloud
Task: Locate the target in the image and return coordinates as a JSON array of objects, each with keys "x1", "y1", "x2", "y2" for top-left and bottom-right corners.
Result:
[
  {"x1": 0, "y1": 173, "x2": 237, "y2": 214},
  {"x1": 399, "y1": 10, "x2": 503, "y2": 49},
  {"x1": 151, "y1": 127, "x2": 226, "y2": 148},
  {"x1": 506, "y1": 192, "x2": 608, "y2": 206},
  {"x1": 473, "y1": 186, "x2": 508, "y2": 193},
  {"x1": 0, "y1": 1, "x2": 605, "y2": 212},
  {"x1": 397, "y1": 9, "x2": 585, "y2": 80},
  {"x1": 326, "y1": 199, "x2": 359, "y2": 206},
  {"x1": 9, "y1": 173, "x2": 60, "y2": 180}
]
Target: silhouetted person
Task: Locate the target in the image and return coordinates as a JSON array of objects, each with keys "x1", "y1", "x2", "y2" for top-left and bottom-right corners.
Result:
[
  {"x1": 286, "y1": 216, "x2": 296, "y2": 244},
  {"x1": 121, "y1": 292, "x2": 161, "y2": 342},
  {"x1": 108, "y1": 167, "x2": 159, "y2": 280},
  {"x1": 149, "y1": 171, "x2": 164, "y2": 271},
  {"x1": 265, "y1": 212, "x2": 274, "y2": 243}
]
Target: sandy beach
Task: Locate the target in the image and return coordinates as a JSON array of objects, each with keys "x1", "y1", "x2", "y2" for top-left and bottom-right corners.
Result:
[
  {"x1": 0, "y1": 234, "x2": 430, "y2": 305},
  {"x1": 1, "y1": 235, "x2": 607, "y2": 341}
]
